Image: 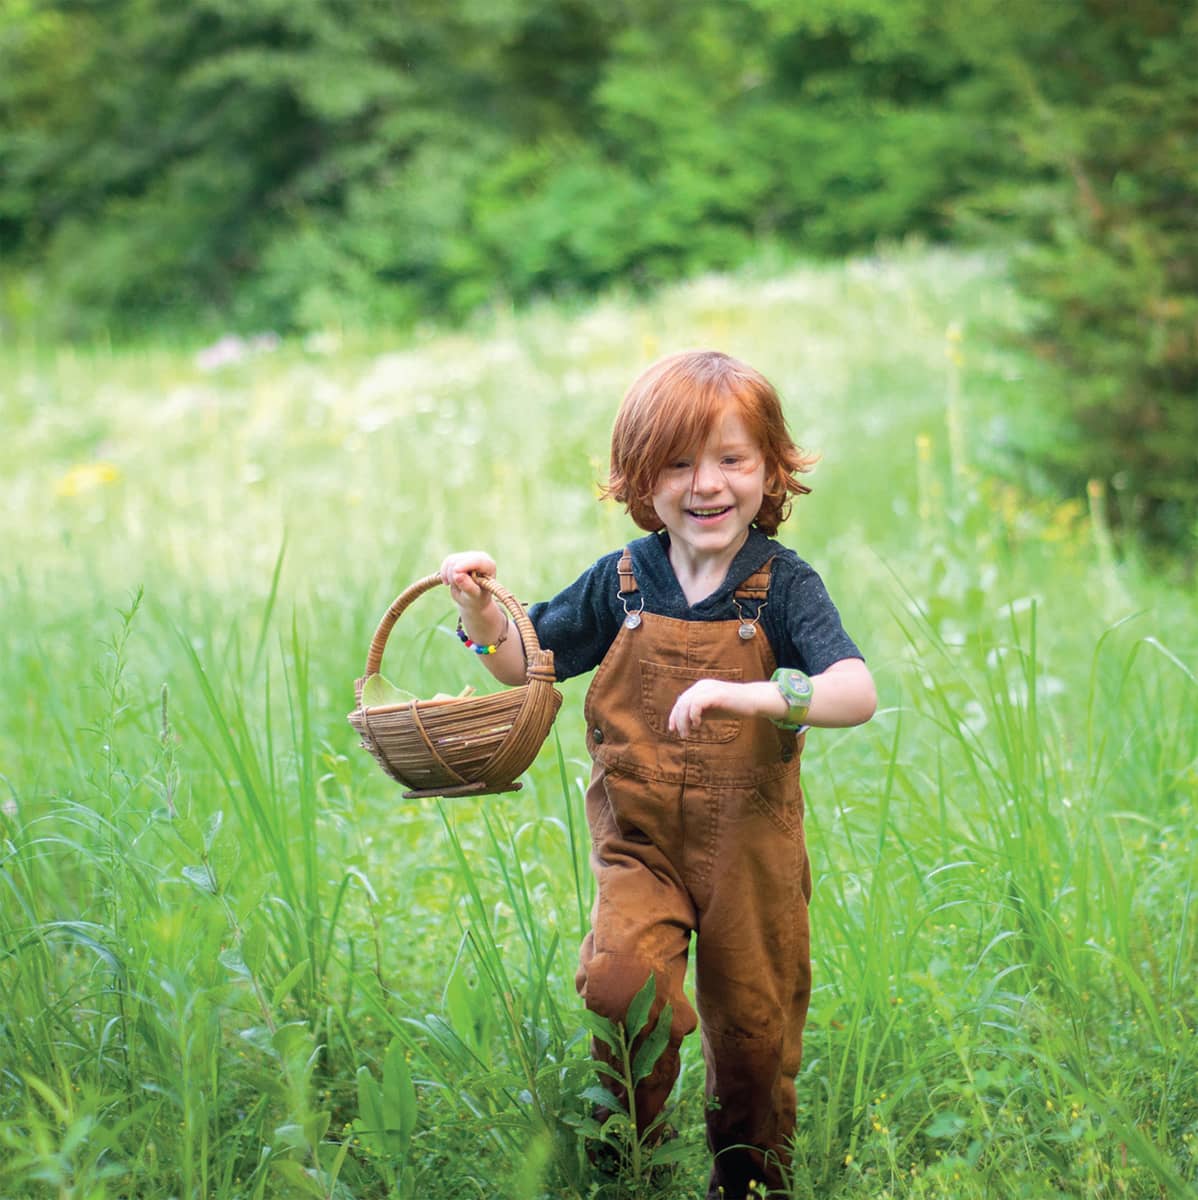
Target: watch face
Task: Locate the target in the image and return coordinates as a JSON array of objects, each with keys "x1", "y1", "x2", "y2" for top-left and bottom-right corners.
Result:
[{"x1": 782, "y1": 670, "x2": 812, "y2": 700}]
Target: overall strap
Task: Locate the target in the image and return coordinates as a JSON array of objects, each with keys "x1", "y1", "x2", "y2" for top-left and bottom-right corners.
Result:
[
  {"x1": 615, "y1": 548, "x2": 645, "y2": 628},
  {"x1": 734, "y1": 556, "x2": 775, "y2": 601},
  {"x1": 731, "y1": 556, "x2": 774, "y2": 641},
  {"x1": 617, "y1": 548, "x2": 638, "y2": 595}
]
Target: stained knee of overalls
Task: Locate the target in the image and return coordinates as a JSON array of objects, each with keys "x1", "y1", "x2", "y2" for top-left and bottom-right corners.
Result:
[{"x1": 577, "y1": 950, "x2": 698, "y2": 1125}]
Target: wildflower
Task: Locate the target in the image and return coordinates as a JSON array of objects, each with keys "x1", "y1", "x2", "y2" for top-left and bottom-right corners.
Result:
[
  {"x1": 55, "y1": 462, "x2": 120, "y2": 497},
  {"x1": 195, "y1": 331, "x2": 279, "y2": 372},
  {"x1": 945, "y1": 322, "x2": 965, "y2": 366}
]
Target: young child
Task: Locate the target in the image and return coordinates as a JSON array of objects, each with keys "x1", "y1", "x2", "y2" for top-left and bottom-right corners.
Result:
[{"x1": 439, "y1": 349, "x2": 876, "y2": 1199}]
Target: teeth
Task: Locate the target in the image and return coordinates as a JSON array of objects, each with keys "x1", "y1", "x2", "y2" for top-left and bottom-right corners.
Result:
[{"x1": 690, "y1": 507, "x2": 727, "y2": 516}]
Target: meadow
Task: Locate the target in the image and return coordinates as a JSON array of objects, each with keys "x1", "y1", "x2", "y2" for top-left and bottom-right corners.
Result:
[{"x1": 1, "y1": 247, "x2": 1195, "y2": 1200}]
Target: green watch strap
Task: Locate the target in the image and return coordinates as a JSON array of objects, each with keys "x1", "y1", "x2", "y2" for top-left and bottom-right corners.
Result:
[{"x1": 770, "y1": 667, "x2": 813, "y2": 729}]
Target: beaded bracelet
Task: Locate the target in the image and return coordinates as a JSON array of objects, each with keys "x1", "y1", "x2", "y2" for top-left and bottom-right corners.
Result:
[{"x1": 456, "y1": 615, "x2": 509, "y2": 655}]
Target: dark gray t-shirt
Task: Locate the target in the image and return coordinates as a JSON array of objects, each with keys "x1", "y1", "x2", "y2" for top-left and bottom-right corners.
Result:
[{"x1": 528, "y1": 528, "x2": 863, "y2": 683}]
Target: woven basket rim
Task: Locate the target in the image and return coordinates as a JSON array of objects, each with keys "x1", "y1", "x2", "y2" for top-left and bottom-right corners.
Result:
[{"x1": 355, "y1": 571, "x2": 555, "y2": 701}]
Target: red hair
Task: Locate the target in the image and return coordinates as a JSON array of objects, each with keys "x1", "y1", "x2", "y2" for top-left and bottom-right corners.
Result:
[{"x1": 601, "y1": 350, "x2": 816, "y2": 534}]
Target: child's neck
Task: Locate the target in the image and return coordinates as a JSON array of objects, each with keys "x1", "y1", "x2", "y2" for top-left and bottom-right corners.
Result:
[{"x1": 667, "y1": 535, "x2": 747, "y2": 606}]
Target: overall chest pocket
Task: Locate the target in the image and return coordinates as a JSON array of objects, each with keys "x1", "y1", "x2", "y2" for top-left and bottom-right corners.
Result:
[{"x1": 639, "y1": 660, "x2": 744, "y2": 744}]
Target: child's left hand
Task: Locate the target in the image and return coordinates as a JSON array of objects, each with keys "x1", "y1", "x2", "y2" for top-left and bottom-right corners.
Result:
[
  {"x1": 668, "y1": 658, "x2": 877, "y2": 737},
  {"x1": 668, "y1": 680, "x2": 780, "y2": 739}
]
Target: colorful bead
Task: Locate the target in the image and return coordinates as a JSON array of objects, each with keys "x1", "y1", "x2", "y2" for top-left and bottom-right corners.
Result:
[{"x1": 456, "y1": 617, "x2": 508, "y2": 655}]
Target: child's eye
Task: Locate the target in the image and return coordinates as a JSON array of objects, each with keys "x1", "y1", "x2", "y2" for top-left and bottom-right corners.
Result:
[
  {"x1": 667, "y1": 459, "x2": 692, "y2": 472},
  {"x1": 723, "y1": 454, "x2": 760, "y2": 471}
]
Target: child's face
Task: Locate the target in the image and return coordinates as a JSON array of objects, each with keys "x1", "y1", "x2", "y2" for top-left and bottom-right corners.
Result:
[{"x1": 651, "y1": 404, "x2": 766, "y2": 568}]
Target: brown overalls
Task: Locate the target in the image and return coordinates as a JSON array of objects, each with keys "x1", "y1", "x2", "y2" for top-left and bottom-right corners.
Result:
[{"x1": 575, "y1": 551, "x2": 813, "y2": 1199}]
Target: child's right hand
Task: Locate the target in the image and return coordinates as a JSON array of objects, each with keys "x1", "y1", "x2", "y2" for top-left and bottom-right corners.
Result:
[{"x1": 438, "y1": 551, "x2": 499, "y2": 613}]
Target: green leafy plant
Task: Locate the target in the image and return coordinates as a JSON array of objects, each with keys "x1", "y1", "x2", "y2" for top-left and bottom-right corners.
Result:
[
  {"x1": 569, "y1": 975, "x2": 688, "y2": 1196},
  {"x1": 351, "y1": 1036, "x2": 418, "y2": 1196}
]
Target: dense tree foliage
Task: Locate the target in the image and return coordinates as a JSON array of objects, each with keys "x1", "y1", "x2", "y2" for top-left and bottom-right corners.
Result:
[
  {"x1": 1, "y1": 0, "x2": 1193, "y2": 547},
  {"x1": 0, "y1": 0, "x2": 1004, "y2": 332}
]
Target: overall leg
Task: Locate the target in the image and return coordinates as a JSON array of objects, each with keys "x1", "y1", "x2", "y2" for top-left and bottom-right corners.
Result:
[
  {"x1": 694, "y1": 777, "x2": 812, "y2": 1199},
  {"x1": 576, "y1": 767, "x2": 699, "y2": 1134}
]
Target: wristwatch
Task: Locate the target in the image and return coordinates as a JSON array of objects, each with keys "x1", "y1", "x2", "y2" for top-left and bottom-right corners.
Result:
[{"x1": 770, "y1": 667, "x2": 813, "y2": 730}]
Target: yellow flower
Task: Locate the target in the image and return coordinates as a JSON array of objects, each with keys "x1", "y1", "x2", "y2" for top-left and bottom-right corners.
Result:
[{"x1": 55, "y1": 462, "x2": 121, "y2": 497}]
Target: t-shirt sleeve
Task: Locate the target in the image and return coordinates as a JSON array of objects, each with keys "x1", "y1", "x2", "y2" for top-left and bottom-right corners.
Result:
[
  {"x1": 526, "y1": 553, "x2": 622, "y2": 682},
  {"x1": 773, "y1": 559, "x2": 863, "y2": 676}
]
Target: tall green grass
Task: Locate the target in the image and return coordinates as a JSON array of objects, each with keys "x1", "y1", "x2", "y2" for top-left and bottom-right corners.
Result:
[{"x1": 1, "y1": 247, "x2": 1195, "y2": 1198}]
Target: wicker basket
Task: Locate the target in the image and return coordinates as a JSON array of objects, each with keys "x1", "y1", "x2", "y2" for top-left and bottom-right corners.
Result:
[{"x1": 348, "y1": 574, "x2": 562, "y2": 798}]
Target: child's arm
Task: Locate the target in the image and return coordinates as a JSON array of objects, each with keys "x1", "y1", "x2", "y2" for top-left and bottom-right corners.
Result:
[
  {"x1": 438, "y1": 551, "x2": 530, "y2": 688},
  {"x1": 667, "y1": 657, "x2": 876, "y2": 739}
]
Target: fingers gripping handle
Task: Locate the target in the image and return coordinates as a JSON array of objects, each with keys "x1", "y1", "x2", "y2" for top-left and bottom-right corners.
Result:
[{"x1": 363, "y1": 572, "x2": 549, "y2": 683}]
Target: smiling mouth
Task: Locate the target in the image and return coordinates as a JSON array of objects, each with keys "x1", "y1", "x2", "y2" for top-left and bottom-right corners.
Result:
[{"x1": 687, "y1": 506, "x2": 731, "y2": 520}]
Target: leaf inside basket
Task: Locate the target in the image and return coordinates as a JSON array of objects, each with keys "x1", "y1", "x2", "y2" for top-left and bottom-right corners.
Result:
[
  {"x1": 360, "y1": 674, "x2": 478, "y2": 708},
  {"x1": 360, "y1": 673, "x2": 417, "y2": 707}
]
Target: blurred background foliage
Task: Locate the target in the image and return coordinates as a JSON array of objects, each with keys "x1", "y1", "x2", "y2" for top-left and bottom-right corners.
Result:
[{"x1": 0, "y1": 0, "x2": 1194, "y2": 552}]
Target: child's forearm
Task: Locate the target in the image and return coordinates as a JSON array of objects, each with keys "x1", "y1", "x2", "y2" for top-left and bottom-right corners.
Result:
[
  {"x1": 457, "y1": 600, "x2": 529, "y2": 687},
  {"x1": 804, "y1": 658, "x2": 877, "y2": 728}
]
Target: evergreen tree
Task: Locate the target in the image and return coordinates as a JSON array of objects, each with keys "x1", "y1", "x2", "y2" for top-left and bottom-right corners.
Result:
[{"x1": 952, "y1": 0, "x2": 1198, "y2": 550}]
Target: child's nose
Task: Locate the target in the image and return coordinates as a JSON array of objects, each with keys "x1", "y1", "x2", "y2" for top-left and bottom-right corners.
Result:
[{"x1": 691, "y1": 458, "x2": 724, "y2": 492}]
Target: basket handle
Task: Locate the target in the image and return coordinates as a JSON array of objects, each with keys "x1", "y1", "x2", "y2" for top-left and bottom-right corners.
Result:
[{"x1": 363, "y1": 573, "x2": 551, "y2": 682}]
